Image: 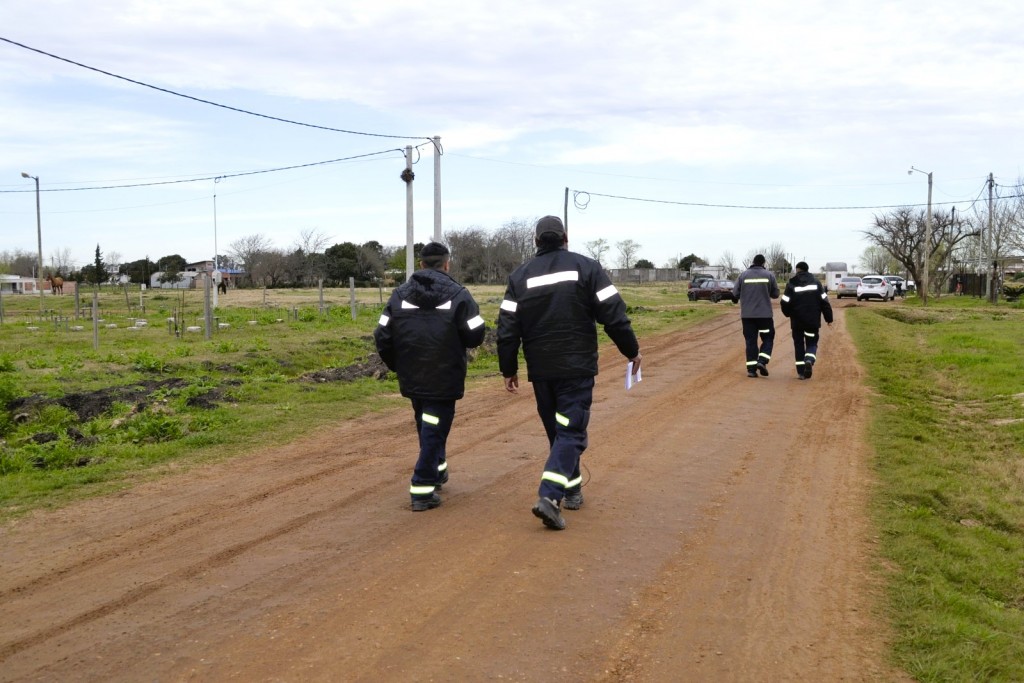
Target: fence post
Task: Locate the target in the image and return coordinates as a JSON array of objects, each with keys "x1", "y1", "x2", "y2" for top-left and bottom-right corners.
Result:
[
  {"x1": 92, "y1": 293, "x2": 100, "y2": 350},
  {"x1": 350, "y1": 277, "x2": 357, "y2": 321}
]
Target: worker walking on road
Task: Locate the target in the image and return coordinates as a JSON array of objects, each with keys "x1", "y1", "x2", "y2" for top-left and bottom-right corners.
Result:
[
  {"x1": 374, "y1": 242, "x2": 486, "y2": 511},
  {"x1": 780, "y1": 261, "x2": 833, "y2": 379},
  {"x1": 497, "y1": 216, "x2": 641, "y2": 531},
  {"x1": 733, "y1": 254, "x2": 780, "y2": 378}
]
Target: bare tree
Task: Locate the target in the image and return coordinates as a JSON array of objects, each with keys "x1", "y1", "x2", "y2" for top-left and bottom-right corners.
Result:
[
  {"x1": 616, "y1": 239, "x2": 641, "y2": 269},
  {"x1": 496, "y1": 218, "x2": 535, "y2": 266},
  {"x1": 292, "y1": 229, "x2": 332, "y2": 286},
  {"x1": 718, "y1": 250, "x2": 737, "y2": 276},
  {"x1": 49, "y1": 247, "x2": 74, "y2": 275},
  {"x1": 745, "y1": 244, "x2": 789, "y2": 274},
  {"x1": 863, "y1": 207, "x2": 977, "y2": 298},
  {"x1": 229, "y1": 234, "x2": 274, "y2": 284},
  {"x1": 859, "y1": 245, "x2": 899, "y2": 274},
  {"x1": 585, "y1": 238, "x2": 610, "y2": 267}
]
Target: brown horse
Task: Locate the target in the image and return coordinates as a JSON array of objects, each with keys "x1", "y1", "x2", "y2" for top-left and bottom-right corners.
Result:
[{"x1": 45, "y1": 275, "x2": 64, "y2": 295}]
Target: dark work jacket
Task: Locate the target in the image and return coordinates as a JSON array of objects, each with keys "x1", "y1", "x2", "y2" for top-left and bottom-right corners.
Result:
[
  {"x1": 496, "y1": 245, "x2": 639, "y2": 381},
  {"x1": 780, "y1": 271, "x2": 834, "y2": 329},
  {"x1": 374, "y1": 268, "x2": 485, "y2": 400}
]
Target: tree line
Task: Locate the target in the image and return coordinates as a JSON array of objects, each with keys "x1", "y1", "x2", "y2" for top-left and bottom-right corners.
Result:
[{"x1": 860, "y1": 177, "x2": 1024, "y2": 297}]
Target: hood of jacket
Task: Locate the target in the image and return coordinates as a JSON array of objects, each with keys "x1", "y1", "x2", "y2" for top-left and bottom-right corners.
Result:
[
  {"x1": 789, "y1": 270, "x2": 818, "y2": 287},
  {"x1": 396, "y1": 268, "x2": 463, "y2": 308}
]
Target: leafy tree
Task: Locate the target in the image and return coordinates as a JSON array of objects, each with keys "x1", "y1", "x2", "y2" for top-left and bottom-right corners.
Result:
[
  {"x1": 635, "y1": 258, "x2": 655, "y2": 269},
  {"x1": 88, "y1": 244, "x2": 108, "y2": 285},
  {"x1": 157, "y1": 254, "x2": 187, "y2": 273},
  {"x1": 122, "y1": 258, "x2": 158, "y2": 284},
  {"x1": 680, "y1": 253, "x2": 706, "y2": 272}
]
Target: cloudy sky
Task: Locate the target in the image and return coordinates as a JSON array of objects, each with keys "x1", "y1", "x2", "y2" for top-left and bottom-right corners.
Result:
[{"x1": 2, "y1": 0, "x2": 1023, "y2": 274}]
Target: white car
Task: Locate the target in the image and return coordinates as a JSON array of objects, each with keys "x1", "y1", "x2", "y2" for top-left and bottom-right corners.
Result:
[{"x1": 857, "y1": 275, "x2": 895, "y2": 301}]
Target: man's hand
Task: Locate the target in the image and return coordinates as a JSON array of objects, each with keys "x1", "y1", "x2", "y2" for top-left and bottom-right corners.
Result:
[
  {"x1": 827, "y1": 322, "x2": 834, "y2": 328},
  {"x1": 504, "y1": 375, "x2": 519, "y2": 394},
  {"x1": 630, "y1": 354, "x2": 642, "y2": 375}
]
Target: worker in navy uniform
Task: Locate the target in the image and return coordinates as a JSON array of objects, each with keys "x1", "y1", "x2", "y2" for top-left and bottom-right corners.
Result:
[
  {"x1": 374, "y1": 242, "x2": 486, "y2": 511},
  {"x1": 733, "y1": 254, "x2": 780, "y2": 377},
  {"x1": 497, "y1": 216, "x2": 641, "y2": 530},
  {"x1": 780, "y1": 261, "x2": 833, "y2": 379}
]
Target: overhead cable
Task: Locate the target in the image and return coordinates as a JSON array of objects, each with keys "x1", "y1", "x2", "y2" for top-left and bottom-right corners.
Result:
[
  {"x1": 0, "y1": 35, "x2": 429, "y2": 140},
  {"x1": 571, "y1": 189, "x2": 1022, "y2": 212},
  {"x1": 0, "y1": 149, "x2": 405, "y2": 193}
]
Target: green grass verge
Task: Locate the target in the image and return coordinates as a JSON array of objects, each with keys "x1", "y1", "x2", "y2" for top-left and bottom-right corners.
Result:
[{"x1": 847, "y1": 297, "x2": 1024, "y2": 681}]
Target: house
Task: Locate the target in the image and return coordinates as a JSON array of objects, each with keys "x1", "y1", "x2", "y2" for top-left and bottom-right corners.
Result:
[
  {"x1": 149, "y1": 271, "x2": 199, "y2": 289},
  {"x1": 824, "y1": 262, "x2": 848, "y2": 291},
  {"x1": 1, "y1": 274, "x2": 46, "y2": 294}
]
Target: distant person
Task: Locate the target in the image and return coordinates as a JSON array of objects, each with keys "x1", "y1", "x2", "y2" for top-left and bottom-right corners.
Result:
[
  {"x1": 497, "y1": 215, "x2": 641, "y2": 531},
  {"x1": 780, "y1": 262, "x2": 834, "y2": 380},
  {"x1": 374, "y1": 242, "x2": 486, "y2": 511},
  {"x1": 894, "y1": 280, "x2": 904, "y2": 298},
  {"x1": 733, "y1": 254, "x2": 780, "y2": 378}
]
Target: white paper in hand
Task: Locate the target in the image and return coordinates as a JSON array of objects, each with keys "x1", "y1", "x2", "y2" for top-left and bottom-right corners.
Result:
[{"x1": 625, "y1": 361, "x2": 642, "y2": 390}]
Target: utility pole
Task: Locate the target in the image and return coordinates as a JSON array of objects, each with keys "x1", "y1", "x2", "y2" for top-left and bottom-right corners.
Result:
[
  {"x1": 403, "y1": 146, "x2": 415, "y2": 281},
  {"x1": 909, "y1": 167, "x2": 933, "y2": 305},
  {"x1": 988, "y1": 172, "x2": 996, "y2": 303},
  {"x1": 433, "y1": 136, "x2": 441, "y2": 243}
]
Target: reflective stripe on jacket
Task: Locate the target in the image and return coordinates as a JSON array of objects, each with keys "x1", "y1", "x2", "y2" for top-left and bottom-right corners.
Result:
[{"x1": 373, "y1": 268, "x2": 485, "y2": 400}]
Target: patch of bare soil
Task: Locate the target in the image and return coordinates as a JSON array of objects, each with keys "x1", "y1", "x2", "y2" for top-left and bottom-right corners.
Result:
[{"x1": 0, "y1": 305, "x2": 909, "y2": 682}]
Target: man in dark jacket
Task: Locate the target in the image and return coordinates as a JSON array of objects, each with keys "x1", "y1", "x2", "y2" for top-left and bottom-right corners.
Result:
[
  {"x1": 374, "y1": 242, "x2": 486, "y2": 511},
  {"x1": 497, "y1": 216, "x2": 641, "y2": 531},
  {"x1": 780, "y1": 261, "x2": 833, "y2": 379},
  {"x1": 733, "y1": 254, "x2": 780, "y2": 378}
]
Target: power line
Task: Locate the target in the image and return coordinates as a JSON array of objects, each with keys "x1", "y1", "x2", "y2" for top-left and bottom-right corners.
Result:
[
  {"x1": 1, "y1": 35, "x2": 429, "y2": 141},
  {"x1": 0, "y1": 149, "x2": 405, "y2": 193},
  {"x1": 570, "y1": 189, "x2": 1024, "y2": 212}
]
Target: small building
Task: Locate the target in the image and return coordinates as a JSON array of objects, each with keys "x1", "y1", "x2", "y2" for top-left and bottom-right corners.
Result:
[
  {"x1": 824, "y1": 262, "x2": 848, "y2": 291},
  {"x1": 1, "y1": 274, "x2": 46, "y2": 294},
  {"x1": 150, "y1": 271, "x2": 199, "y2": 289}
]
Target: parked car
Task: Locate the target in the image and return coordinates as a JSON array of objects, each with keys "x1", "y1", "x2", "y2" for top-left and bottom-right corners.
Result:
[
  {"x1": 883, "y1": 275, "x2": 906, "y2": 296},
  {"x1": 835, "y1": 276, "x2": 861, "y2": 299},
  {"x1": 688, "y1": 275, "x2": 715, "y2": 290},
  {"x1": 857, "y1": 275, "x2": 895, "y2": 301},
  {"x1": 688, "y1": 279, "x2": 737, "y2": 303}
]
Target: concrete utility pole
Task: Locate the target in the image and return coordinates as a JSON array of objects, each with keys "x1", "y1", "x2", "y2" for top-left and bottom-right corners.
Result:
[
  {"x1": 988, "y1": 172, "x2": 996, "y2": 303},
  {"x1": 21, "y1": 172, "x2": 44, "y2": 311},
  {"x1": 403, "y1": 146, "x2": 414, "y2": 281},
  {"x1": 433, "y1": 136, "x2": 442, "y2": 243},
  {"x1": 909, "y1": 167, "x2": 933, "y2": 305}
]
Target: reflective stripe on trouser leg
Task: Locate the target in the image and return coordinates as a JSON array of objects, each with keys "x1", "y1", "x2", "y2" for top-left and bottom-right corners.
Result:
[
  {"x1": 533, "y1": 377, "x2": 594, "y2": 502},
  {"x1": 410, "y1": 398, "x2": 456, "y2": 495}
]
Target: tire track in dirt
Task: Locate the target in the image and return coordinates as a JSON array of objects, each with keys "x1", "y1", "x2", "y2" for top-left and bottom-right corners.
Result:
[{"x1": 0, "y1": 304, "x2": 905, "y2": 682}]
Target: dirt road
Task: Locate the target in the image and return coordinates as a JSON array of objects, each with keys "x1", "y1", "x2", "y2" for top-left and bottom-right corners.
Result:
[{"x1": 0, "y1": 304, "x2": 905, "y2": 682}]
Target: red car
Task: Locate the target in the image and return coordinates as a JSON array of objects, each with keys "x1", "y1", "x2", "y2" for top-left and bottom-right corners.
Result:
[{"x1": 687, "y1": 279, "x2": 737, "y2": 303}]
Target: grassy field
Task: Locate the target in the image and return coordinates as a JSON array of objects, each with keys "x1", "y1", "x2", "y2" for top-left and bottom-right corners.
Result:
[
  {"x1": 0, "y1": 281, "x2": 718, "y2": 518},
  {"x1": 847, "y1": 296, "x2": 1024, "y2": 681}
]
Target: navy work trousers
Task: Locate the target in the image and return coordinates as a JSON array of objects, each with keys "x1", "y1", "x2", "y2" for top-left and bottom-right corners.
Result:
[
  {"x1": 790, "y1": 323, "x2": 820, "y2": 372},
  {"x1": 741, "y1": 317, "x2": 775, "y2": 369},
  {"x1": 531, "y1": 376, "x2": 594, "y2": 502},
  {"x1": 409, "y1": 398, "x2": 455, "y2": 495}
]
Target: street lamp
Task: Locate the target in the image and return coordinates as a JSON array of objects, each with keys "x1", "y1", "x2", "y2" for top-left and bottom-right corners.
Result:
[
  {"x1": 908, "y1": 166, "x2": 933, "y2": 305},
  {"x1": 20, "y1": 172, "x2": 44, "y2": 311}
]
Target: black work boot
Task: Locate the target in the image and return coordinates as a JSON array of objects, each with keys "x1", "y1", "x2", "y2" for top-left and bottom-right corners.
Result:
[
  {"x1": 532, "y1": 497, "x2": 566, "y2": 530},
  {"x1": 411, "y1": 492, "x2": 441, "y2": 512},
  {"x1": 563, "y1": 489, "x2": 584, "y2": 510}
]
